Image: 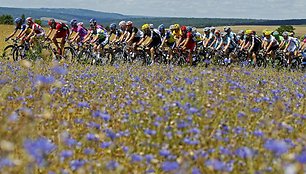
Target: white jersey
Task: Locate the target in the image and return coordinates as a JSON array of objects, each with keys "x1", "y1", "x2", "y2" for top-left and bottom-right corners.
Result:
[
  {"x1": 284, "y1": 37, "x2": 299, "y2": 52},
  {"x1": 264, "y1": 36, "x2": 279, "y2": 46}
]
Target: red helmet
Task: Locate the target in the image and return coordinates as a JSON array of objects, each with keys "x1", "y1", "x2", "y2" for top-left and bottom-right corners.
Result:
[
  {"x1": 126, "y1": 21, "x2": 133, "y2": 27},
  {"x1": 48, "y1": 19, "x2": 56, "y2": 27},
  {"x1": 181, "y1": 25, "x2": 187, "y2": 31},
  {"x1": 26, "y1": 17, "x2": 33, "y2": 25}
]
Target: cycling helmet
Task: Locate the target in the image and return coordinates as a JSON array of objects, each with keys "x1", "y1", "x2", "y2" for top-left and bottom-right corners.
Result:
[
  {"x1": 48, "y1": 19, "x2": 56, "y2": 27},
  {"x1": 149, "y1": 24, "x2": 154, "y2": 29},
  {"x1": 119, "y1": 21, "x2": 126, "y2": 27},
  {"x1": 290, "y1": 32, "x2": 294, "y2": 37},
  {"x1": 215, "y1": 30, "x2": 221, "y2": 35},
  {"x1": 181, "y1": 25, "x2": 187, "y2": 31},
  {"x1": 192, "y1": 27, "x2": 197, "y2": 33},
  {"x1": 89, "y1": 18, "x2": 97, "y2": 25},
  {"x1": 126, "y1": 21, "x2": 133, "y2": 27},
  {"x1": 77, "y1": 22, "x2": 83, "y2": 26},
  {"x1": 70, "y1": 19, "x2": 77, "y2": 27},
  {"x1": 224, "y1": 26, "x2": 231, "y2": 32},
  {"x1": 14, "y1": 17, "x2": 23, "y2": 25},
  {"x1": 169, "y1": 25, "x2": 175, "y2": 30},
  {"x1": 245, "y1": 30, "x2": 252, "y2": 35},
  {"x1": 110, "y1": 23, "x2": 117, "y2": 30},
  {"x1": 238, "y1": 30, "x2": 245, "y2": 35},
  {"x1": 173, "y1": 24, "x2": 180, "y2": 30},
  {"x1": 187, "y1": 26, "x2": 192, "y2": 32},
  {"x1": 141, "y1": 24, "x2": 150, "y2": 31},
  {"x1": 203, "y1": 27, "x2": 210, "y2": 32},
  {"x1": 272, "y1": 31, "x2": 279, "y2": 36},
  {"x1": 282, "y1": 31, "x2": 289, "y2": 37},
  {"x1": 158, "y1": 24, "x2": 165, "y2": 32},
  {"x1": 304, "y1": 34, "x2": 306, "y2": 39},
  {"x1": 210, "y1": 26, "x2": 216, "y2": 31},
  {"x1": 26, "y1": 17, "x2": 33, "y2": 25},
  {"x1": 264, "y1": 30, "x2": 272, "y2": 36},
  {"x1": 221, "y1": 32, "x2": 227, "y2": 37}
]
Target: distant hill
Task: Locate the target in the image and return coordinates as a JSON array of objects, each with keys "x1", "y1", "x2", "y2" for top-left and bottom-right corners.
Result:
[{"x1": 1, "y1": 7, "x2": 306, "y2": 27}]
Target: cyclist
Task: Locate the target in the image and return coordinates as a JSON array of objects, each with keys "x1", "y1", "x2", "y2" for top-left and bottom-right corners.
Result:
[
  {"x1": 109, "y1": 23, "x2": 122, "y2": 44},
  {"x1": 179, "y1": 26, "x2": 196, "y2": 65},
  {"x1": 262, "y1": 30, "x2": 279, "y2": 60},
  {"x1": 125, "y1": 21, "x2": 143, "y2": 49},
  {"x1": 46, "y1": 19, "x2": 70, "y2": 55},
  {"x1": 237, "y1": 30, "x2": 246, "y2": 46},
  {"x1": 5, "y1": 17, "x2": 27, "y2": 41},
  {"x1": 280, "y1": 32, "x2": 299, "y2": 64},
  {"x1": 203, "y1": 27, "x2": 213, "y2": 47},
  {"x1": 138, "y1": 24, "x2": 162, "y2": 65},
  {"x1": 224, "y1": 26, "x2": 238, "y2": 48},
  {"x1": 241, "y1": 29, "x2": 262, "y2": 65},
  {"x1": 301, "y1": 35, "x2": 306, "y2": 51},
  {"x1": 158, "y1": 24, "x2": 166, "y2": 37},
  {"x1": 83, "y1": 22, "x2": 109, "y2": 59},
  {"x1": 22, "y1": 17, "x2": 45, "y2": 45},
  {"x1": 192, "y1": 27, "x2": 202, "y2": 44},
  {"x1": 210, "y1": 30, "x2": 223, "y2": 50},
  {"x1": 118, "y1": 21, "x2": 127, "y2": 42},
  {"x1": 70, "y1": 20, "x2": 88, "y2": 45},
  {"x1": 272, "y1": 31, "x2": 284, "y2": 47},
  {"x1": 160, "y1": 29, "x2": 176, "y2": 61}
]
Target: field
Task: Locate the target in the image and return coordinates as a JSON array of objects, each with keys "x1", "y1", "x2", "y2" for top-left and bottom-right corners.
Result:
[{"x1": 0, "y1": 25, "x2": 305, "y2": 173}]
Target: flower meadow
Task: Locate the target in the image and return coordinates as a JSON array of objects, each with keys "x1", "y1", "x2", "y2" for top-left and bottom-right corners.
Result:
[{"x1": 0, "y1": 60, "x2": 305, "y2": 174}]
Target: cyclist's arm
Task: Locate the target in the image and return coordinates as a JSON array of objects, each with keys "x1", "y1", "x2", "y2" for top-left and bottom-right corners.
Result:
[
  {"x1": 137, "y1": 35, "x2": 146, "y2": 46},
  {"x1": 46, "y1": 28, "x2": 54, "y2": 39},
  {"x1": 209, "y1": 38, "x2": 216, "y2": 48},
  {"x1": 126, "y1": 32, "x2": 135, "y2": 43},
  {"x1": 6, "y1": 29, "x2": 18, "y2": 40},
  {"x1": 216, "y1": 40, "x2": 223, "y2": 50}
]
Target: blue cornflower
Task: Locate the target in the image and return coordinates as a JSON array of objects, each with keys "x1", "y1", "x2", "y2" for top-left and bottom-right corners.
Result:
[
  {"x1": 24, "y1": 137, "x2": 56, "y2": 167},
  {"x1": 83, "y1": 148, "x2": 95, "y2": 155},
  {"x1": 77, "y1": 102, "x2": 90, "y2": 108},
  {"x1": 144, "y1": 129, "x2": 157, "y2": 136},
  {"x1": 106, "y1": 160, "x2": 119, "y2": 170},
  {"x1": 161, "y1": 161, "x2": 179, "y2": 172},
  {"x1": 192, "y1": 167, "x2": 201, "y2": 174},
  {"x1": 131, "y1": 154, "x2": 143, "y2": 163},
  {"x1": 296, "y1": 150, "x2": 306, "y2": 163},
  {"x1": 159, "y1": 149, "x2": 171, "y2": 157},
  {"x1": 52, "y1": 66, "x2": 67, "y2": 75},
  {"x1": 235, "y1": 147, "x2": 255, "y2": 158},
  {"x1": 122, "y1": 146, "x2": 129, "y2": 153},
  {"x1": 60, "y1": 150, "x2": 73, "y2": 162},
  {"x1": 264, "y1": 139, "x2": 289, "y2": 156},
  {"x1": 253, "y1": 129, "x2": 264, "y2": 137},
  {"x1": 100, "y1": 142, "x2": 112, "y2": 149},
  {"x1": 70, "y1": 159, "x2": 86, "y2": 171},
  {"x1": 86, "y1": 133, "x2": 99, "y2": 141},
  {"x1": 35, "y1": 75, "x2": 55, "y2": 85},
  {"x1": 104, "y1": 129, "x2": 116, "y2": 140},
  {"x1": 205, "y1": 159, "x2": 226, "y2": 171},
  {"x1": 145, "y1": 154, "x2": 154, "y2": 163},
  {"x1": 8, "y1": 112, "x2": 19, "y2": 122},
  {"x1": 0, "y1": 158, "x2": 14, "y2": 169}
]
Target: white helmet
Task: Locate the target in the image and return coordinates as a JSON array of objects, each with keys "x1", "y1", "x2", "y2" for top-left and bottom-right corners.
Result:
[
  {"x1": 119, "y1": 21, "x2": 126, "y2": 27},
  {"x1": 149, "y1": 24, "x2": 154, "y2": 29}
]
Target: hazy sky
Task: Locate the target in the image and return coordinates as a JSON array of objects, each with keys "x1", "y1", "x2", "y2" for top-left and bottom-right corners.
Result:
[{"x1": 1, "y1": 0, "x2": 305, "y2": 19}]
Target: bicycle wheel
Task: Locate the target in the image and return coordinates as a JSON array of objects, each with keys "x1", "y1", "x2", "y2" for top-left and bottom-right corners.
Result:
[
  {"x1": 77, "y1": 50, "x2": 91, "y2": 64},
  {"x1": 63, "y1": 47, "x2": 76, "y2": 63},
  {"x1": 13, "y1": 46, "x2": 26, "y2": 61},
  {"x1": 2, "y1": 45, "x2": 15, "y2": 61}
]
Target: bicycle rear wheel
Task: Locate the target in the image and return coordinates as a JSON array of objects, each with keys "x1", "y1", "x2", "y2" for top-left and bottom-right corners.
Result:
[{"x1": 2, "y1": 45, "x2": 15, "y2": 61}]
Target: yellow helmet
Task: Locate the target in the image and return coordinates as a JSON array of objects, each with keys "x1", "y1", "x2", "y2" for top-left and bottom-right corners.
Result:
[
  {"x1": 173, "y1": 23, "x2": 180, "y2": 30},
  {"x1": 245, "y1": 29, "x2": 253, "y2": 35},
  {"x1": 264, "y1": 30, "x2": 272, "y2": 36},
  {"x1": 141, "y1": 24, "x2": 150, "y2": 31}
]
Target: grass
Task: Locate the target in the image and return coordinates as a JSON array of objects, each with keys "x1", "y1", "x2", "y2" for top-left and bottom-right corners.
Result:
[{"x1": 0, "y1": 59, "x2": 305, "y2": 173}]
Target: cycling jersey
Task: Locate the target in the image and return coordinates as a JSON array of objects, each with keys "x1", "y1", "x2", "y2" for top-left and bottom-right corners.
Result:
[
  {"x1": 172, "y1": 30, "x2": 182, "y2": 39},
  {"x1": 194, "y1": 32, "x2": 202, "y2": 42},
  {"x1": 127, "y1": 27, "x2": 143, "y2": 40},
  {"x1": 284, "y1": 37, "x2": 299, "y2": 52},
  {"x1": 213, "y1": 37, "x2": 223, "y2": 49},
  {"x1": 264, "y1": 36, "x2": 279, "y2": 46},
  {"x1": 144, "y1": 30, "x2": 161, "y2": 48},
  {"x1": 223, "y1": 35, "x2": 235, "y2": 49},
  {"x1": 109, "y1": 29, "x2": 122, "y2": 37},
  {"x1": 15, "y1": 24, "x2": 27, "y2": 31},
  {"x1": 30, "y1": 23, "x2": 45, "y2": 34},
  {"x1": 182, "y1": 31, "x2": 196, "y2": 50},
  {"x1": 245, "y1": 35, "x2": 261, "y2": 52}
]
